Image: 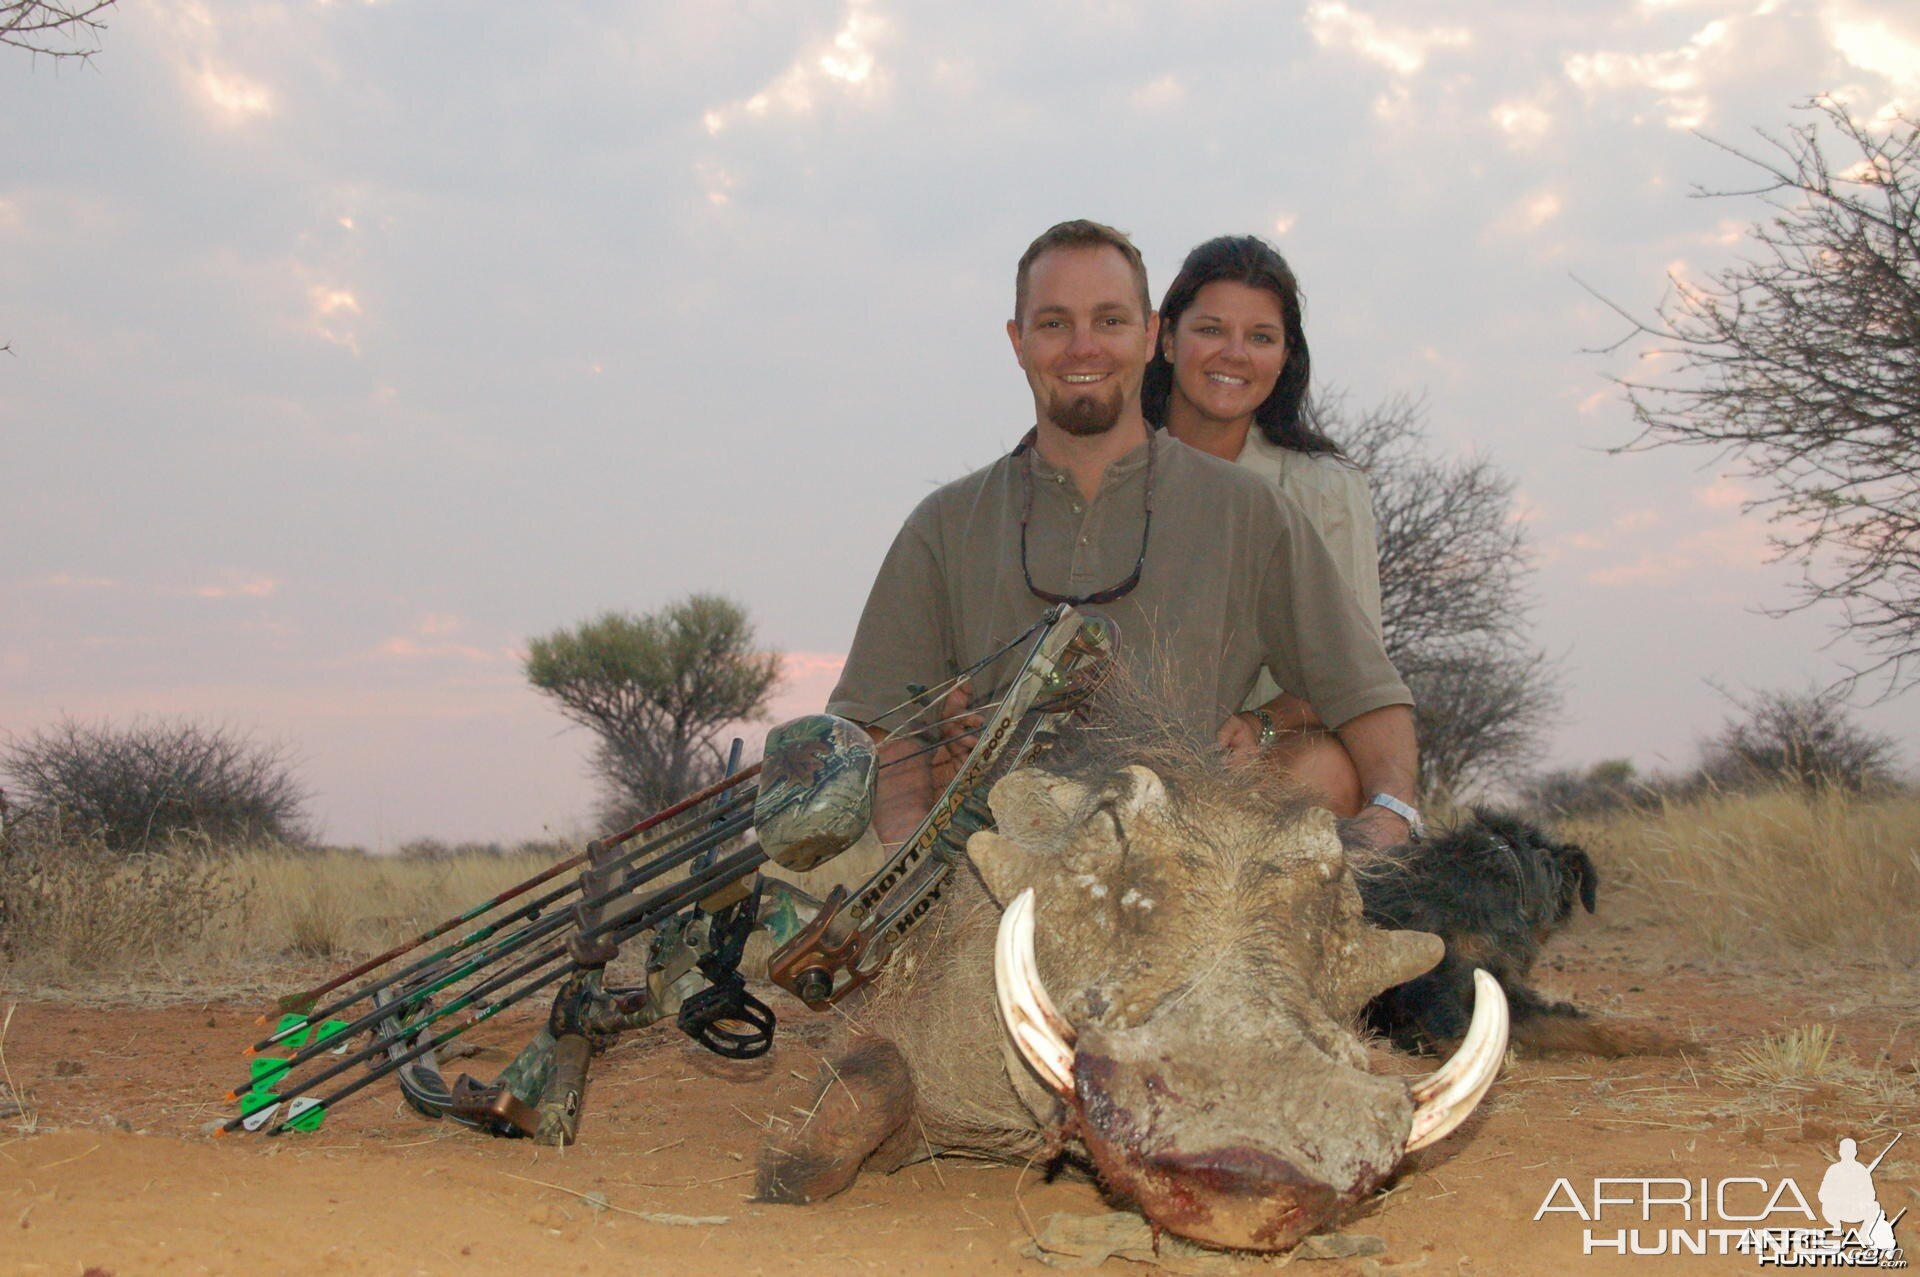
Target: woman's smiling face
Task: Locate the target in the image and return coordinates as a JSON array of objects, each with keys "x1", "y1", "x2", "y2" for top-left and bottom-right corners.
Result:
[{"x1": 1164, "y1": 280, "x2": 1289, "y2": 430}]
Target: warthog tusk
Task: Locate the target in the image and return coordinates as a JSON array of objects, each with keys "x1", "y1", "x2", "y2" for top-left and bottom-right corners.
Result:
[
  {"x1": 994, "y1": 888, "x2": 1077, "y2": 1098},
  {"x1": 1406, "y1": 969, "x2": 1509, "y2": 1152}
]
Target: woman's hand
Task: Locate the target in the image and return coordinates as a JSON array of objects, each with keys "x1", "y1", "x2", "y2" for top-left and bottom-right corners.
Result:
[{"x1": 1216, "y1": 710, "x2": 1264, "y2": 756}]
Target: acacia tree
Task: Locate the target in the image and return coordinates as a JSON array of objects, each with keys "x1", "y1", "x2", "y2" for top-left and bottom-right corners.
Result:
[
  {"x1": 2, "y1": 1, "x2": 115, "y2": 59},
  {"x1": 1607, "y1": 97, "x2": 1920, "y2": 695},
  {"x1": 525, "y1": 594, "x2": 781, "y2": 825},
  {"x1": 1317, "y1": 392, "x2": 1561, "y2": 798}
]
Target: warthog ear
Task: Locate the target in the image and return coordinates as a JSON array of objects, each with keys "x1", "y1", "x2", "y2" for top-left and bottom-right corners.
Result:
[
  {"x1": 1342, "y1": 928, "x2": 1445, "y2": 1007},
  {"x1": 1112, "y1": 765, "x2": 1168, "y2": 819}
]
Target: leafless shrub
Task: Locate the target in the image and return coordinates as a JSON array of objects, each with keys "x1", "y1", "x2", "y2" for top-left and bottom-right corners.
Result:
[
  {"x1": 1696, "y1": 685, "x2": 1900, "y2": 792},
  {"x1": 2, "y1": 717, "x2": 312, "y2": 852}
]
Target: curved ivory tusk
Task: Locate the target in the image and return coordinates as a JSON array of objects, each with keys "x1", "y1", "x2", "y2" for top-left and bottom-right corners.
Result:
[
  {"x1": 993, "y1": 888, "x2": 1077, "y2": 1097},
  {"x1": 1406, "y1": 969, "x2": 1509, "y2": 1152}
]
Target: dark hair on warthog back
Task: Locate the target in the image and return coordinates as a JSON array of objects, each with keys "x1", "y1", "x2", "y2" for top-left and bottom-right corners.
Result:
[
  {"x1": 1348, "y1": 807, "x2": 1664, "y2": 1058},
  {"x1": 1033, "y1": 654, "x2": 1319, "y2": 830},
  {"x1": 1141, "y1": 234, "x2": 1341, "y2": 456}
]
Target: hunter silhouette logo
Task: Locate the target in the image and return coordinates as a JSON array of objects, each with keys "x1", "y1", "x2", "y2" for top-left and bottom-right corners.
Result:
[
  {"x1": 1533, "y1": 1131, "x2": 1908, "y2": 1265},
  {"x1": 1803, "y1": 1136, "x2": 1903, "y2": 1262}
]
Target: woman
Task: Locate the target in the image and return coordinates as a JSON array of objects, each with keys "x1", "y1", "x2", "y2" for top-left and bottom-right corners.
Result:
[{"x1": 1141, "y1": 234, "x2": 1382, "y2": 815}]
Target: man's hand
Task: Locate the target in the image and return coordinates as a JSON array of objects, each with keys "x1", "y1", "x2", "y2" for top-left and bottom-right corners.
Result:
[
  {"x1": 929, "y1": 678, "x2": 984, "y2": 792},
  {"x1": 1215, "y1": 711, "x2": 1262, "y2": 757},
  {"x1": 1331, "y1": 703, "x2": 1418, "y2": 837},
  {"x1": 869, "y1": 727, "x2": 934, "y2": 848},
  {"x1": 1344, "y1": 802, "x2": 1412, "y2": 851}
]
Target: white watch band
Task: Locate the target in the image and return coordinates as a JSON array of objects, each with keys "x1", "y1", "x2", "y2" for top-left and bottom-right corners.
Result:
[{"x1": 1365, "y1": 792, "x2": 1424, "y2": 840}]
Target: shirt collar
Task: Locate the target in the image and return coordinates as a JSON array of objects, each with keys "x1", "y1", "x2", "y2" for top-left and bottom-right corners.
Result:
[{"x1": 1013, "y1": 427, "x2": 1159, "y2": 487}]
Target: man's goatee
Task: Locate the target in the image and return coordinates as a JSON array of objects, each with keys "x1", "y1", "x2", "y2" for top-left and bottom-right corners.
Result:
[{"x1": 1049, "y1": 394, "x2": 1122, "y2": 436}]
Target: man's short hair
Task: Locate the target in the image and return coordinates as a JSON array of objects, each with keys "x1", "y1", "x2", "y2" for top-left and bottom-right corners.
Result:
[{"x1": 1013, "y1": 219, "x2": 1152, "y2": 326}]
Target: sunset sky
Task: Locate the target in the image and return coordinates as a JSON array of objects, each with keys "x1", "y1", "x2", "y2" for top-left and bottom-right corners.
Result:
[{"x1": 4, "y1": 0, "x2": 1917, "y2": 848}]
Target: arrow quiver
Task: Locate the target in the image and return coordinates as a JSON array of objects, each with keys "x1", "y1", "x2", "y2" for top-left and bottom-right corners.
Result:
[{"x1": 768, "y1": 605, "x2": 1113, "y2": 1009}]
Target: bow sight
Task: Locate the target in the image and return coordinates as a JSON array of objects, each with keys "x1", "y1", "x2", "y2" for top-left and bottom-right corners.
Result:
[{"x1": 222, "y1": 605, "x2": 1112, "y2": 1145}]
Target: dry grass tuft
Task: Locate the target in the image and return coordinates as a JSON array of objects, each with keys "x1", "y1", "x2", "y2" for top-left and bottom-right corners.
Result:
[
  {"x1": 1567, "y1": 787, "x2": 1920, "y2": 962},
  {"x1": 1717, "y1": 1024, "x2": 1837, "y2": 1090}
]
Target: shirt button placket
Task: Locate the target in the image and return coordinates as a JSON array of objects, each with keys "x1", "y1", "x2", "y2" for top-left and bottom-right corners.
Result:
[{"x1": 1073, "y1": 488, "x2": 1098, "y2": 582}]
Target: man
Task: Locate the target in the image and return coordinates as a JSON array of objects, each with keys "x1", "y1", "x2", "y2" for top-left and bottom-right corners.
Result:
[{"x1": 826, "y1": 220, "x2": 1420, "y2": 846}]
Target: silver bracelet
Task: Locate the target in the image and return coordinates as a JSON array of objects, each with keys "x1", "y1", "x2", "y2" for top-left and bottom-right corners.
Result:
[{"x1": 1249, "y1": 707, "x2": 1278, "y2": 748}]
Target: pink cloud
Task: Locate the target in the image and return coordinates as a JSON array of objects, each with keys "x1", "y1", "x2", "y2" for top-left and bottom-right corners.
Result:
[
  {"x1": 1693, "y1": 478, "x2": 1749, "y2": 509},
  {"x1": 1506, "y1": 493, "x2": 1544, "y2": 526},
  {"x1": 43, "y1": 573, "x2": 118, "y2": 589},
  {"x1": 1584, "y1": 522, "x2": 1772, "y2": 586},
  {"x1": 376, "y1": 635, "x2": 507, "y2": 664},
  {"x1": 766, "y1": 649, "x2": 848, "y2": 721},
  {"x1": 195, "y1": 572, "x2": 279, "y2": 599}
]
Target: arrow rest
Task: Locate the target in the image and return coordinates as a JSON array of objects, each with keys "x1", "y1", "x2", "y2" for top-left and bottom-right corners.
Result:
[{"x1": 675, "y1": 876, "x2": 776, "y2": 1059}]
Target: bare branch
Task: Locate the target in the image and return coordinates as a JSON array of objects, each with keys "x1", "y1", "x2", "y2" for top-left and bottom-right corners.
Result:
[
  {"x1": 1315, "y1": 391, "x2": 1561, "y2": 799},
  {"x1": 1, "y1": 1, "x2": 116, "y2": 61},
  {"x1": 1600, "y1": 97, "x2": 1920, "y2": 696}
]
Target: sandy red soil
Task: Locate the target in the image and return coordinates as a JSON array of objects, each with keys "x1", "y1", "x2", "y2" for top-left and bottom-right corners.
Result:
[{"x1": 3, "y1": 908, "x2": 1916, "y2": 1276}]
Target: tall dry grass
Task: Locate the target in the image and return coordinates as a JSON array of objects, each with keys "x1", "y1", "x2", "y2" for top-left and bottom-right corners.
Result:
[
  {"x1": 5, "y1": 785, "x2": 1916, "y2": 997},
  {"x1": 1, "y1": 822, "x2": 559, "y2": 998},
  {"x1": 1566, "y1": 785, "x2": 1920, "y2": 962}
]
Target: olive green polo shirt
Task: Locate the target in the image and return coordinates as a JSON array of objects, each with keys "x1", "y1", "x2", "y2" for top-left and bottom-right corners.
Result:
[{"x1": 826, "y1": 430, "x2": 1411, "y2": 734}]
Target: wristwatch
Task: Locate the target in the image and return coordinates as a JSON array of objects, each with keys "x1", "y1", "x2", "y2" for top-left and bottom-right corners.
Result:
[
  {"x1": 1249, "y1": 707, "x2": 1278, "y2": 748},
  {"x1": 1364, "y1": 792, "x2": 1425, "y2": 841}
]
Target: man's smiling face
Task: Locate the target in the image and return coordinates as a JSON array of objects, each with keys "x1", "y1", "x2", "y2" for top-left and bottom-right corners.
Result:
[{"x1": 1008, "y1": 245, "x2": 1158, "y2": 437}]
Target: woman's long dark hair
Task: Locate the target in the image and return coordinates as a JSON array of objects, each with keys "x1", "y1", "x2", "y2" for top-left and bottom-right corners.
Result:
[{"x1": 1142, "y1": 235, "x2": 1343, "y2": 456}]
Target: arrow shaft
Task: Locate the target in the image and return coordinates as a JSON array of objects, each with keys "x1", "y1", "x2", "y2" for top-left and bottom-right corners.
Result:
[
  {"x1": 257, "y1": 786, "x2": 759, "y2": 1050},
  {"x1": 276, "y1": 764, "x2": 764, "y2": 1013},
  {"x1": 263, "y1": 842, "x2": 771, "y2": 1133},
  {"x1": 234, "y1": 806, "x2": 755, "y2": 1096}
]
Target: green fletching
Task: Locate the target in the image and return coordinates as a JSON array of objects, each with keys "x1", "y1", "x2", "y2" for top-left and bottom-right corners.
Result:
[
  {"x1": 284, "y1": 1097, "x2": 325, "y2": 1132},
  {"x1": 312, "y1": 1020, "x2": 351, "y2": 1052},
  {"x1": 238, "y1": 1087, "x2": 279, "y2": 1117},
  {"x1": 248, "y1": 1057, "x2": 291, "y2": 1088},
  {"x1": 273, "y1": 1013, "x2": 312, "y2": 1049}
]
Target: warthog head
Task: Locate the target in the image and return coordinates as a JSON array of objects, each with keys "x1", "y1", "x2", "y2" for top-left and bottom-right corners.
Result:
[
  {"x1": 756, "y1": 757, "x2": 1508, "y2": 1254},
  {"x1": 975, "y1": 763, "x2": 1507, "y2": 1252}
]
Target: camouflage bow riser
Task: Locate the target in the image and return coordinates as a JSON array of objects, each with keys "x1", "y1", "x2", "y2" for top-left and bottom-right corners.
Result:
[{"x1": 768, "y1": 605, "x2": 1113, "y2": 1008}]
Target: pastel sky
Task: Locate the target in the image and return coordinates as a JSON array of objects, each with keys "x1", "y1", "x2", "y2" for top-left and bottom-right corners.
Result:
[{"x1": 4, "y1": 0, "x2": 1916, "y2": 848}]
